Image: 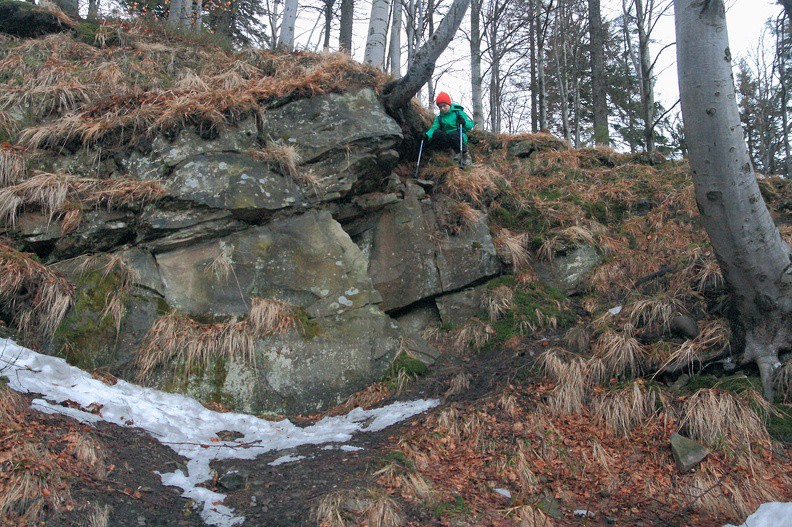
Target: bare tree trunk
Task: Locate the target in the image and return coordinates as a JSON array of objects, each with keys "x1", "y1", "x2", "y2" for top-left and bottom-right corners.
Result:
[
  {"x1": 193, "y1": 0, "x2": 203, "y2": 32},
  {"x1": 470, "y1": 0, "x2": 485, "y2": 126},
  {"x1": 573, "y1": 73, "x2": 581, "y2": 146},
  {"x1": 323, "y1": 0, "x2": 336, "y2": 51},
  {"x1": 635, "y1": 0, "x2": 655, "y2": 152},
  {"x1": 365, "y1": 0, "x2": 391, "y2": 67},
  {"x1": 530, "y1": 0, "x2": 538, "y2": 132},
  {"x1": 87, "y1": 0, "x2": 100, "y2": 20},
  {"x1": 553, "y1": 3, "x2": 570, "y2": 141},
  {"x1": 168, "y1": 0, "x2": 184, "y2": 27},
  {"x1": 389, "y1": 0, "x2": 403, "y2": 77},
  {"x1": 778, "y1": 16, "x2": 791, "y2": 177},
  {"x1": 781, "y1": 0, "x2": 792, "y2": 20},
  {"x1": 279, "y1": 0, "x2": 299, "y2": 50},
  {"x1": 339, "y1": 0, "x2": 355, "y2": 52},
  {"x1": 383, "y1": 0, "x2": 471, "y2": 112},
  {"x1": 676, "y1": 0, "x2": 792, "y2": 400},
  {"x1": 588, "y1": 0, "x2": 609, "y2": 145}
]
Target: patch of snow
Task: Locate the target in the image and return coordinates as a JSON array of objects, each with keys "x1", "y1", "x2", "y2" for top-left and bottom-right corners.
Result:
[
  {"x1": 268, "y1": 454, "x2": 305, "y2": 466},
  {"x1": 1, "y1": 339, "x2": 438, "y2": 527},
  {"x1": 608, "y1": 305, "x2": 623, "y2": 315},
  {"x1": 723, "y1": 502, "x2": 792, "y2": 527},
  {"x1": 574, "y1": 510, "x2": 595, "y2": 518},
  {"x1": 340, "y1": 445, "x2": 363, "y2": 452},
  {"x1": 494, "y1": 488, "x2": 511, "y2": 499}
]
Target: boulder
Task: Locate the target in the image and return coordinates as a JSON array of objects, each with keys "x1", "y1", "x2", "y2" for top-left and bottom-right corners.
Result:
[
  {"x1": 670, "y1": 315, "x2": 700, "y2": 340},
  {"x1": 357, "y1": 184, "x2": 500, "y2": 312},
  {"x1": 535, "y1": 244, "x2": 601, "y2": 295},
  {"x1": 0, "y1": 1, "x2": 70, "y2": 39},
  {"x1": 507, "y1": 134, "x2": 569, "y2": 158},
  {"x1": 670, "y1": 433, "x2": 709, "y2": 473},
  {"x1": 265, "y1": 88, "x2": 402, "y2": 198}
]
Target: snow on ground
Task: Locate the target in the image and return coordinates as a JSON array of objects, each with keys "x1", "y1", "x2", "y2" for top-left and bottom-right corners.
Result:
[
  {"x1": 0, "y1": 339, "x2": 439, "y2": 527},
  {"x1": 724, "y1": 502, "x2": 792, "y2": 527}
]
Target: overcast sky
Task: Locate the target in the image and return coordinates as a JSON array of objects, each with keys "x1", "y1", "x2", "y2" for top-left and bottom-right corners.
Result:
[{"x1": 294, "y1": 0, "x2": 785, "y2": 128}]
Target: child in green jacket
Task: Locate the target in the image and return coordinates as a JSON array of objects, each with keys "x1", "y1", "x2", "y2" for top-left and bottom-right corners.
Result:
[{"x1": 425, "y1": 91, "x2": 475, "y2": 166}]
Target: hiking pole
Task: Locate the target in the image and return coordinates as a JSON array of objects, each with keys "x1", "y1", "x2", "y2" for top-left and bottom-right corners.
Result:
[
  {"x1": 415, "y1": 139, "x2": 424, "y2": 178},
  {"x1": 458, "y1": 124, "x2": 464, "y2": 169}
]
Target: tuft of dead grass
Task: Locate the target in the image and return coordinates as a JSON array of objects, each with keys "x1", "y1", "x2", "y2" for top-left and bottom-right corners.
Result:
[
  {"x1": 628, "y1": 295, "x2": 686, "y2": 333},
  {"x1": 591, "y1": 381, "x2": 663, "y2": 436},
  {"x1": 774, "y1": 360, "x2": 792, "y2": 403},
  {"x1": 592, "y1": 325, "x2": 647, "y2": 380},
  {"x1": 0, "y1": 443, "x2": 70, "y2": 524},
  {"x1": 655, "y1": 319, "x2": 731, "y2": 375},
  {"x1": 452, "y1": 318, "x2": 494, "y2": 351},
  {"x1": 135, "y1": 313, "x2": 255, "y2": 382},
  {"x1": 0, "y1": 240, "x2": 74, "y2": 339},
  {"x1": 536, "y1": 348, "x2": 588, "y2": 414},
  {"x1": 484, "y1": 284, "x2": 514, "y2": 322},
  {"x1": 0, "y1": 172, "x2": 163, "y2": 229},
  {"x1": 439, "y1": 165, "x2": 499, "y2": 205},
  {"x1": 0, "y1": 147, "x2": 25, "y2": 188},
  {"x1": 680, "y1": 388, "x2": 773, "y2": 454},
  {"x1": 445, "y1": 372, "x2": 472, "y2": 396},
  {"x1": 249, "y1": 297, "x2": 305, "y2": 337},
  {"x1": 493, "y1": 228, "x2": 531, "y2": 269}
]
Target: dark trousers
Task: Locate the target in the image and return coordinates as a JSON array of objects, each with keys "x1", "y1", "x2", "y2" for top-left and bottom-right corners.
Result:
[{"x1": 428, "y1": 129, "x2": 467, "y2": 153}]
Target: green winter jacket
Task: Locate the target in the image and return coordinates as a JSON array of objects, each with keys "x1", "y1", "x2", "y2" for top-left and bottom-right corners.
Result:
[{"x1": 426, "y1": 103, "x2": 475, "y2": 144}]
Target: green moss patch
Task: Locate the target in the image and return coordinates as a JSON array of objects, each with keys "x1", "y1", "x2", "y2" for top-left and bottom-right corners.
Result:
[
  {"x1": 487, "y1": 277, "x2": 574, "y2": 342},
  {"x1": 54, "y1": 269, "x2": 124, "y2": 370}
]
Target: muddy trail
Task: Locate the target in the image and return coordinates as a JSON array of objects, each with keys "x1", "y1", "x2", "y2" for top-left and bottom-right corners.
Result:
[{"x1": 19, "y1": 331, "x2": 544, "y2": 527}]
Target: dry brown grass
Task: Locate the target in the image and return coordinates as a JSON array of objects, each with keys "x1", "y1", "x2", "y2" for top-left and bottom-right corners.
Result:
[
  {"x1": 592, "y1": 325, "x2": 647, "y2": 380},
  {"x1": 536, "y1": 349, "x2": 588, "y2": 414},
  {"x1": 0, "y1": 240, "x2": 73, "y2": 339},
  {"x1": 655, "y1": 319, "x2": 731, "y2": 374},
  {"x1": 253, "y1": 143, "x2": 303, "y2": 180},
  {"x1": 63, "y1": 432, "x2": 107, "y2": 479},
  {"x1": 135, "y1": 313, "x2": 255, "y2": 382},
  {"x1": 591, "y1": 382, "x2": 663, "y2": 436},
  {"x1": 452, "y1": 318, "x2": 494, "y2": 350},
  {"x1": 484, "y1": 284, "x2": 514, "y2": 322},
  {"x1": 680, "y1": 388, "x2": 772, "y2": 454},
  {"x1": 0, "y1": 146, "x2": 25, "y2": 188},
  {"x1": 439, "y1": 165, "x2": 499, "y2": 205},
  {"x1": 445, "y1": 372, "x2": 472, "y2": 395},
  {"x1": 313, "y1": 489, "x2": 348, "y2": 527},
  {"x1": 679, "y1": 463, "x2": 785, "y2": 519},
  {"x1": 10, "y1": 43, "x2": 388, "y2": 152},
  {"x1": 0, "y1": 443, "x2": 70, "y2": 524},
  {"x1": 774, "y1": 360, "x2": 792, "y2": 403},
  {"x1": 0, "y1": 172, "x2": 163, "y2": 229},
  {"x1": 249, "y1": 297, "x2": 305, "y2": 337},
  {"x1": 628, "y1": 295, "x2": 686, "y2": 333},
  {"x1": 493, "y1": 228, "x2": 531, "y2": 269}
]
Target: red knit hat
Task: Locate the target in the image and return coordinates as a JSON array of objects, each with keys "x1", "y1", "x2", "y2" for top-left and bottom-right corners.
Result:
[{"x1": 435, "y1": 91, "x2": 452, "y2": 106}]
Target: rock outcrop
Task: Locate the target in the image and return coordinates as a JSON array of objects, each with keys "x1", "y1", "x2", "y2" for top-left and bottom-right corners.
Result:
[{"x1": 6, "y1": 87, "x2": 504, "y2": 414}]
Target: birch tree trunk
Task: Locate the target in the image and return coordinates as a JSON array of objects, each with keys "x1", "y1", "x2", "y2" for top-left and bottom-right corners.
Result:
[
  {"x1": 675, "y1": 0, "x2": 792, "y2": 400},
  {"x1": 470, "y1": 0, "x2": 485, "y2": 126},
  {"x1": 635, "y1": 0, "x2": 656, "y2": 152},
  {"x1": 383, "y1": 0, "x2": 471, "y2": 112},
  {"x1": 339, "y1": 0, "x2": 355, "y2": 52},
  {"x1": 389, "y1": 0, "x2": 403, "y2": 78},
  {"x1": 87, "y1": 0, "x2": 100, "y2": 20},
  {"x1": 530, "y1": 1, "x2": 538, "y2": 132},
  {"x1": 365, "y1": 0, "x2": 392, "y2": 68},
  {"x1": 279, "y1": 0, "x2": 299, "y2": 50},
  {"x1": 588, "y1": 0, "x2": 609, "y2": 145}
]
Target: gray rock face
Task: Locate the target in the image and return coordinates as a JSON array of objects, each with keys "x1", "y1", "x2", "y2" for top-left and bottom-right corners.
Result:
[
  {"x1": 358, "y1": 185, "x2": 501, "y2": 312},
  {"x1": 155, "y1": 210, "x2": 381, "y2": 320},
  {"x1": 535, "y1": 244, "x2": 602, "y2": 295},
  {"x1": 168, "y1": 153, "x2": 305, "y2": 215},
  {"x1": 436, "y1": 285, "x2": 488, "y2": 327},
  {"x1": 670, "y1": 433, "x2": 709, "y2": 473},
  {"x1": 17, "y1": 88, "x2": 507, "y2": 415},
  {"x1": 266, "y1": 89, "x2": 403, "y2": 198}
]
